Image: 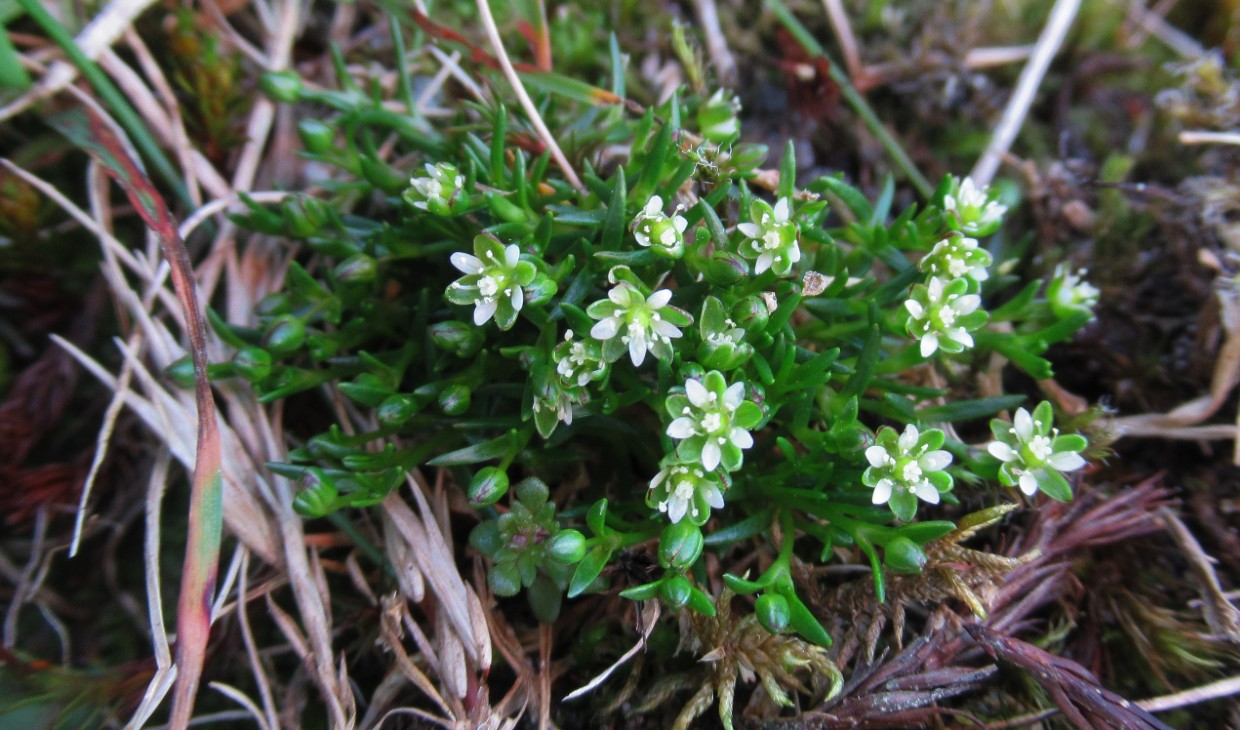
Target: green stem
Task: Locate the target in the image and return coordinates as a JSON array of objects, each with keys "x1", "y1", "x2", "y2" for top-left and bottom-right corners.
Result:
[
  {"x1": 764, "y1": 0, "x2": 933, "y2": 198},
  {"x1": 18, "y1": 0, "x2": 193, "y2": 209}
]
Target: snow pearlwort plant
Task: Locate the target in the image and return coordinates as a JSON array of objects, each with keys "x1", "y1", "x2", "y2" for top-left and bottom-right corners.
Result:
[{"x1": 223, "y1": 65, "x2": 1099, "y2": 666}]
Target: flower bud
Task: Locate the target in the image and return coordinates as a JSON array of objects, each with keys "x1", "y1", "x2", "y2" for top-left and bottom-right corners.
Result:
[
  {"x1": 704, "y1": 251, "x2": 749, "y2": 287},
  {"x1": 292, "y1": 469, "x2": 338, "y2": 518},
  {"x1": 732, "y1": 295, "x2": 769, "y2": 335},
  {"x1": 232, "y1": 346, "x2": 273, "y2": 382},
  {"x1": 468, "y1": 467, "x2": 509, "y2": 508},
  {"x1": 377, "y1": 394, "x2": 420, "y2": 426},
  {"x1": 259, "y1": 70, "x2": 303, "y2": 103},
  {"x1": 660, "y1": 574, "x2": 693, "y2": 610},
  {"x1": 165, "y1": 356, "x2": 197, "y2": 389},
  {"x1": 359, "y1": 156, "x2": 408, "y2": 194},
  {"x1": 486, "y1": 192, "x2": 528, "y2": 223},
  {"x1": 331, "y1": 253, "x2": 377, "y2": 284},
  {"x1": 546, "y1": 529, "x2": 588, "y2": 564},
  {"x1": 297, "y1": 119, "x2": 336, "y2": 155},
  {"x1": 658, "y1": 521, "x2": 705, "y2": 571},
  {"x1": 755, "y1": 593, "x2": 791, "y2": 634},
  {"x1": 281, "y1": 195, "x2": 329, "y2": 238},
  {"x1": 438, "y1": 384, "x2": 472, "y2": 416},
  {"x1": 883, "y1": 536, "x2": 928, "y2": 574},
  {"x1": 429, "y1": 320, "x2": 484, "y2": 358},
  {"x1": 523, "y1": 274, "x2": 558, "y2": 308}
]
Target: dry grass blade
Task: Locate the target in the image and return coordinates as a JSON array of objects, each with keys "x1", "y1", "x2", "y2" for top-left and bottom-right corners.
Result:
[
  {"x1": 0, "y1": 0, "x2": 159, "y2": 122},
  {"x1": 1159, "y1": 508, "x2": 1240, "y2": 642},
  {"x1": 970, "y1": 0, "x2": 1081, "y2": 186}
]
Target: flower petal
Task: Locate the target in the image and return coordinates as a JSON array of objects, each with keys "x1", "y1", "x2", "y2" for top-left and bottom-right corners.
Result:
[
  {"x1": 473, "y1": 298, "x2": 498, "y2": 325},
  {"x1": 1013, "y1": 408, "x2": 1034, "y2": 442},
  {"x1": 628, "y1": 330, "x2": 648, "y2": 366},
  {"x1": 647, "y1": 289, "x2": 672, "y2": 308},
  {"x1": 774, "y1": 197, "x2": 790, "y2": 222},
  {"x1": 645, "y1": 195, "x2": 663, "y2": 215},
  {"x1": 504, "y1": 244, "x2": 521, "y2": 267},
  {"x1": 510, "y1": 284, "x2": 524, "y2": 311},
  {"x1": 954, "y1": 294, "x2": 981, "y2": 314},
  {"x1": 591, "y1": 318, "x2": 619, "y2": 340},
  {"x1": 730, "y1": 427, "x2": 753, "y2": 449},
  {"x1": 685, "y1": 379, "x2": 710, "y2": 408},
  {"x1": 723, "y1": 382, "x2": 745, "y2": 409},
  {"x1": 898, "y1": 424, "x2": 920, "y2": 451},
  {"x1": 450, "y1": 253, "x2": 484, "y2": 274},
  {"x1": 920, "y1": 333, "x2": 939, "y2": 358},
  {"x1": 703, "y1": 482, "x2": 725, "y2": 509},
  {"x1": 667, "y1": 417, "x2": 698, "y2": 439},
  {"x1": 865, "y1": 445, "x2": 889, "y2": 468},
  {"x1": 872, "y1": 479, "x2": 893, "y2": 505},
  {"x1": 919, "y1": 450, "x2": 952, "y2": 471},
  {"x1": 987, "y1": 441, "x2": 1015, "y2": 461},
  {"x1": 737, "y1": 222, "x2": 761, "y2": 238},
  {"x1": 667, "y1": 495, "x2": 688, "y2": 523},
  {"x1": 1048, "y1": 451, "x2": 1086, "y2": 472},
  {"x1": 946, "y1": 328, "x2": 974, "y2": 348},
  {"x1": 651, "y1": 319, "x2": 682, "y2": 339},
  {"x1": 914, "y1": 481, "x2": 940, "y2": 504},
  {"x1": 905, "y1": 299, "x2": 925, "y2": 319},
  {"x1": 701, "y1": 440, "x2": 722, "y2": 471},
  {"x1": 1019, "y1": 470, "x2": 1039, "y2": 496}
]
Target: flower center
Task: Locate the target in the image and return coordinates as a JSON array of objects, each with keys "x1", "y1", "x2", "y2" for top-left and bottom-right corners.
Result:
[
  {"x1": 901, "y1": 461, "x2": 923, "y2": 484},
  {"x1": 763, "y1": 230, "x2": 782, "y2": 250},
  {"x1": 1027, "y1": 435, "x2": 1053, "y2": 463},
  {"x1": 477, "y1": 275, "x2": 500, "y2": 298},
  {"x1": 702, "y1": 412, "x2": 725, "y2": 433},
  {"x1": 674, "y1": 480, "x2": 695, "y2": 501}
]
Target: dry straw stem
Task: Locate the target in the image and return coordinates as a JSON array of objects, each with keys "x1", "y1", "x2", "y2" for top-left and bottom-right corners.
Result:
[
  {"x1": 970, "y1": 0, "x2": 1081, "y2": 187},
  {"x1": 475, "y1": 0, "x2": 585, "y2": 192},
  {"x1": 0, "y1": 0, "x2": 159, "y2": 122},
  {"x1": 1158, "y1": 508, "x2": 1240, "y2": 642}
]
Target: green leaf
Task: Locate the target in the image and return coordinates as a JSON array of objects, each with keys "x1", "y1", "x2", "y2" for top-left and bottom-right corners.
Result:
[
  {"x1": 1038, "y1": 470, "x2": 1074, "y2": 502},
  {"x1": 704, "y1": 508, "x2": 771, "y2": 545},
  {"x1": 601, "y1": 167, "x2": 627, "y2": 250},
  {"x1": 567, "y1": 546, "x2": 612, "y2": 598},
  {"x1": 609, "y1": 32, "x2": 626, "y2": 98},
  {"x1": 778, "y1": 140, "x2": 796, "y2": 200},
  {"x1": 915, "y1": 395, "x2": 1027, "y2": 423},
  {"x1": 811, "y1": 175, "x2": 872, "y2": 222},
  {"x1": 426, "y1": 432, "x2": 513, "y2": 466},
  {"x1": 897, "y1": 520, "x2": 956, "y2": 544},
  {"x1": 0, "y1": 21, "x2": 30, "y2": 89}
]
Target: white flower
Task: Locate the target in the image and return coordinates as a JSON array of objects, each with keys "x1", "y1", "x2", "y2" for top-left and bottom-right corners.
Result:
[
  {"x1": 987, "y1": 401, "x2": 1088, "y2": 499},
  {"x1": 943, "y1": 176, "x2": 1008, "y2": 236},
  {"x1": 445, "y1": 235, "x2": 536, "y2": 329},
  {"x1": 863, "y1": 424, "x2": 953, "y2": 520},
  {"x1": 404, "y1": 162, "x2": 466, "y2": 216},
  {"x1": 586, "y1": 282, "x2": 691, "y2": 366},
  {"x1": 664, "y1": 371, "x2": 762, "y2": 472},
  {"x1": 1047, "y1": 264, "x2": 1100, "y2": 319},
  {"x1": 919, "y1": 235, "x2": 992, "y2": 283},
  {"x1": 737, "y1": 198, "x2": 801, "y2": 277},
  {"x1": 647, "y1": 462, "x2": 726, "y2": 525},
  {"x1": 904, "y1": 276, "x2": 987, "y2": 357},
  {"x1": 632, "y1": 195, "x2": 689, "y2": 259}
]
